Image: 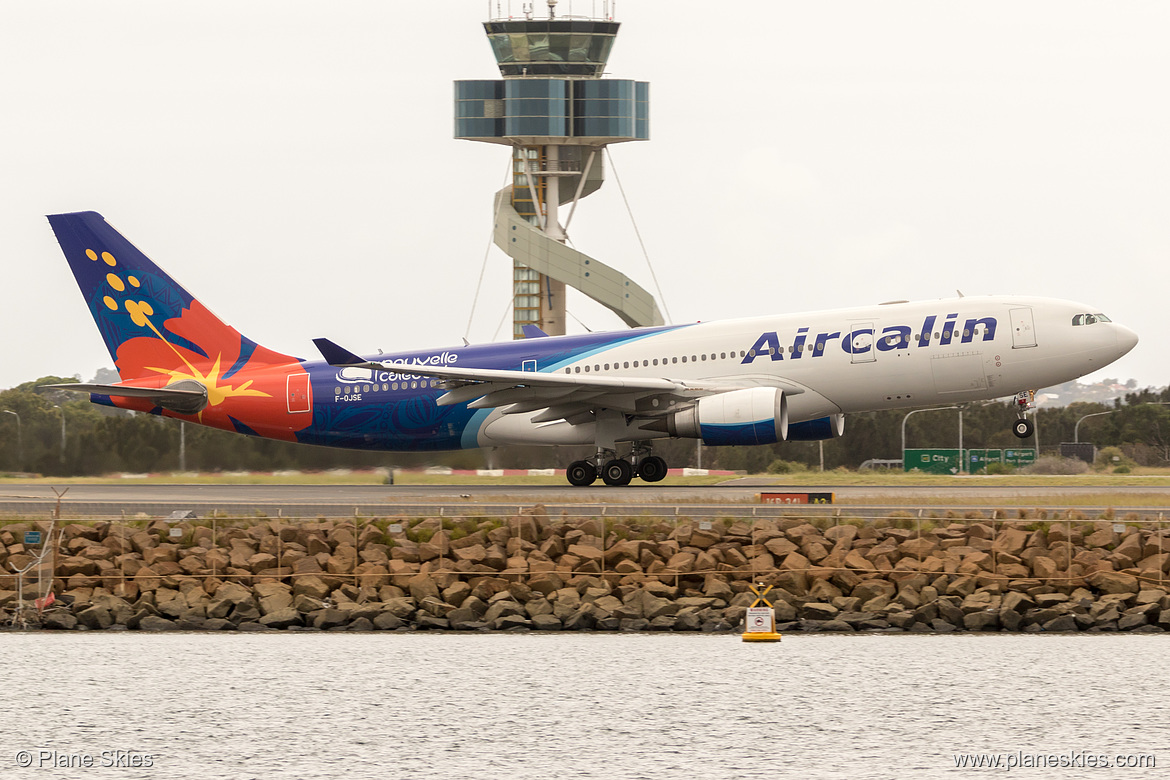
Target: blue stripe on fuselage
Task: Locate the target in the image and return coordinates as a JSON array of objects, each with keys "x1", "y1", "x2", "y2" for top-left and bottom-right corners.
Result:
[{"x1": 295, "y1": 324, "x2": 689, "y2": 452}]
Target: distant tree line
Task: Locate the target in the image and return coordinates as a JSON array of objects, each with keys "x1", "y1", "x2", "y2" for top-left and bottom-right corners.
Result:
[{"x1": 1, "y1": 376, "x2": 1167, "y2": 476}]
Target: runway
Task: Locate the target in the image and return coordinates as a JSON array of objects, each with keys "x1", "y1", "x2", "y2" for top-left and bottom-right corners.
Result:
[{"x1": 1, "y1": 482, "x2": 1168, "y2": 520}]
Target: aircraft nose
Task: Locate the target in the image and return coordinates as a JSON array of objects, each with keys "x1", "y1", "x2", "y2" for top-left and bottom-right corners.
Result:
[{"x1": 1114, "y1": 324, "x2": 1139, "y2": 355}]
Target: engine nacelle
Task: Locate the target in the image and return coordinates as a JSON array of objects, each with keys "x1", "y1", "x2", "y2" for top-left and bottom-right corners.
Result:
[
  {"x1": 658, "y1": 387, "x2": 788, "y2": 446},
  {"x1": 786, "y1": 414, "x2": 846, "y2": 441}
]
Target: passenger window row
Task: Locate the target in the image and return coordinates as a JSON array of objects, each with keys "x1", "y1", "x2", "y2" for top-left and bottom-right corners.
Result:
[
  {"x1": 332, "y1": 379, "x2": 442, "y2": 395},
  {"x1": 566, "y1": 351, "x2": 747, "y2": 374}
]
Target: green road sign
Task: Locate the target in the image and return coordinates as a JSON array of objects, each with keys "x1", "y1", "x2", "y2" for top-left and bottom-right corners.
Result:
[
  {"x1": 967, "y1": 449, "x2": 1002, "y2": 473},
  {"x1": 1003, "y1": 448, "x2": 1037, "y2": 467},
  {"x1": 904, "y1": 449, "x2": 963, "y2": 474}
]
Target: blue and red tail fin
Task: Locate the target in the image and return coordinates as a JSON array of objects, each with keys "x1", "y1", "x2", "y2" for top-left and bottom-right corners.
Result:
[{"x1": 47, "y1": 211, "x2": 297, "y2": 382}]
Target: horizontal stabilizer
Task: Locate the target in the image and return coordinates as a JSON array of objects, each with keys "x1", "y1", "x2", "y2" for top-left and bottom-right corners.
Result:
[
  {"x1": 43, "y1": 381, "x2": 208, "y2": 415},
  {"x1": 312, "y1": 338, "x2": 368, "y2": 367}
]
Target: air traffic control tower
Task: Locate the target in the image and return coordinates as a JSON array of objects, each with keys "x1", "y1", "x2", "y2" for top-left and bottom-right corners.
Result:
[{"x1": 455, "y1": 0, "x2": 663, "y2": 338}]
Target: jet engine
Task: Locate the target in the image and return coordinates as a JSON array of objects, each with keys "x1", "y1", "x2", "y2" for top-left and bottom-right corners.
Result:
[
  {"x1": 652, "y1": 387, "x2": 788, "y2": 446},
  {"x1": 786, "y1": 414, "x2": 846, "y2": 441}
]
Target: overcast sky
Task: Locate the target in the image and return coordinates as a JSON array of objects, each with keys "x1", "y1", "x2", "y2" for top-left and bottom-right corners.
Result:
[{"x1": 2, "y1": 1, "x2": 1166, "y2": 392}]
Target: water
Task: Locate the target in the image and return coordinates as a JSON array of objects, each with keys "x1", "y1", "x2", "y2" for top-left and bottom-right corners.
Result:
[{"x1": 1, "y1": 633, "x2": 1167, "y2": 779}]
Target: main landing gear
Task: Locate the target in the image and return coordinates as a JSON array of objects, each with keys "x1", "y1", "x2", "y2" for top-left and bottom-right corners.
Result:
[
  {"x1": 1012, "y1": 390, "x2": 1036, "y2": 439},
  {"x1": 566, "y1": 447, "x2": 669, "y2": 487}
]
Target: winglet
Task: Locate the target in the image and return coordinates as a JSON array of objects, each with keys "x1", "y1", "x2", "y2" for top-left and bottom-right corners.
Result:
[{"x1": 312, "y1": 338, "x2": 369, "y2": 367}]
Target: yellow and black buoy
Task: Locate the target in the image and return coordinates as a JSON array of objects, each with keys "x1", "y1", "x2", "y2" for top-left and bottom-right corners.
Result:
[{"x1": 741, "y1": 582, "x2": 782, "y2": 642}]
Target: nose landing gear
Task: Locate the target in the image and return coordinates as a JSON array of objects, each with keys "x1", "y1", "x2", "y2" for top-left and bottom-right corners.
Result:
[
  {"x1": 1012, "y1": 390, "x2": 1036, "y2": 439},
  {"x1": 1012, "y1": 418, "x2": 1035, "y2": 439}
]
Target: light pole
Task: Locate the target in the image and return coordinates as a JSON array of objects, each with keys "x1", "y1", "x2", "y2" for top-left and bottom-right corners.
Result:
[
  {"x1": 51, "y1": 405, "x2": 66, "y2": 465},
  {"x1": 2, "y1": 410, "x2": 21, "y2": 471},
  {"x1": 901, "y1": 406, "x2": 960, "y2": 472},
  {"x1": 1074, "y1": 410, "x2": 1116, "y2": 443}
]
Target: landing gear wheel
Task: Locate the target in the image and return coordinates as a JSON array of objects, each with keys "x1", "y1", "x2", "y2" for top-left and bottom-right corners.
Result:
[
  {"x1": 566, "y1": 460, "x2": 597, "y2": 486},
  {"x1": 601, "y1": 459, "x2": 634, "y2": 487},
  {"x1": 637, "y1": 455, "x2": 668, "y2": 483},
  {"x1": 1012, "y1": 419, "x2": 1034, "y2": 439}
]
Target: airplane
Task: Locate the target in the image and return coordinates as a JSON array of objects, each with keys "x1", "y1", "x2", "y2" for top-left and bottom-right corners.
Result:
[{"x1": 45, "y1": 211, "x2": 1138, "y2": 486}]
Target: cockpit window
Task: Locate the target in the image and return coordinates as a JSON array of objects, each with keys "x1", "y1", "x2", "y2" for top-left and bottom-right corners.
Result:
[{"x1": 1072, "y1": 313, "x2": 1111, "y2": 326}]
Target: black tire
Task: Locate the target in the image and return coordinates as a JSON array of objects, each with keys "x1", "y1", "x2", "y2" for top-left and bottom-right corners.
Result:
[
  {"x1": 566, "y1": 460, "x2": 597, "y2": 486},
  {"x1": 601, "y1": 458, "x2": 633, "y2": 486},
  {"x1": 1012, "y1": 418, "x2": 1034, "y2": 439},
  {"x1": 637, "y1": 455, "x2": 668, "y2": 482}
]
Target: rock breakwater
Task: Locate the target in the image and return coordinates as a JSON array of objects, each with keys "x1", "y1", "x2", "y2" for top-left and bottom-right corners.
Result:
[{"x1": 2, "y1": 508, "x2": 1169, "y2": 633}]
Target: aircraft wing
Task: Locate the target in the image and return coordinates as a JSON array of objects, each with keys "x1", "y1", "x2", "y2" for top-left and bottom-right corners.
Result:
[
  {"x1": 313, "y1": 338, "x2": 802, "y2": 424},
  {"x1": 41, "y1": 382, "x2": 209, "y2": 414}
]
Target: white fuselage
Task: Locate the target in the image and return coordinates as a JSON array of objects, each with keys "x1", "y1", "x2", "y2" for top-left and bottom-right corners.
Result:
[{"x1": 474, "y1": 295, "x2": 1137, "y2": 446}]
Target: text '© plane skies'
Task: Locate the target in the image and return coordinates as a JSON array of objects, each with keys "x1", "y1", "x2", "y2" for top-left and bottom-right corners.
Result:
[{"x1": 46, "y1": 212, "x2": 1138, "y2": 485}]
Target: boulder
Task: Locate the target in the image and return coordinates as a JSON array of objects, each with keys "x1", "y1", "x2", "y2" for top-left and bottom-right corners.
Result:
[
  {"x1": 852, "y1": 580, "x2": 895, "y2": 602},
  {"x1": 381, "y1": 597, "x2": 418, "y2": 620},
  {"x1": 802, "y1": 602, "x2": 839, "y2": 620},
  {"x1": 310, "y1": 608, "x2": 350, "y2": 630},
  {"x1": 1031, "y1": 557, "x2": 1059, "y2": 580},
  {"x1": 76, "y1": 605, "x2": 113, "y2": 630},
  {"x1": 531, "y1": 614, "x2": 562, "y2": 631},
  {"x1": 1041, "y1": 614, "x2": 1079, "y2": 632},
  {"x1": 42, "y1": 611, "x2": 78, "y2": 630},
  {"x1": 1118, "y1": 612, "x2": 1149, "y2": 631},
  {"x1": 373, "y1": 612, "x2": 405, "y2": 631},
  {"x1": 292, "y1": 576, "x2": 332, "y2": 601},
  {"x1": 992, "y1": 528, "x2": 1029, "y2": 557},
  {"x1": 702, "y1": 577, "x2": 734, "y2": 602},
  {"x1": 808, "y1": 579, "x2": 842, "y2": 603},
  {"x1": 945, "y1": 576, "x2": 977, "y2": 598},
  {"x1": 1001, "y1": 591, "x2": 1036, "y2": 614},
  {"x1": 562, "y1": 606, "x2": 597, "y2": 631},
  {"x1": 818, "y1": 619, "x2": 855, "y2": 632},
  {"x1": 229, "y1": 601, "x2": 261, "y2": 624},
  {"x1": 999, "y1": 608, "x2": 1023, "y2": 631},
  {"x1": 619, "y1": 618, "x2": 651, "y2": 632},
  {"x1": 407, "y1": 574, "x2": 440, "y2": 603},
  {"x1": 567, "y1": 544, "x2": 603, "y2": 565},
  {"x1": 137, "y1": 615, "x2": 179, "y2": 631},
  {"x1": 963, "y1": 611, "x2": 1000, "y2": 631},
  {"x1": 442, "y1": 582, "x2": 473, "y2": 607},
  {"x1": 259, "y1": 592, "x2": 294, "y2": 615},
  {"x1": 91, "y1": 594, "x2": 135, "y2": 625},
  {"x1": 202, "y1": 618, "x2": 236, "y2": 630},
  {"x1": 1088, "y1": 571, "x2": 1139, "y2": 594},
  {"x1": 292, "y1": 593, "x2": 325, "y2": 613},
  {"x1": 418, "y1": 597, "x2": 455, "y2": 618},
  {"x1": 1033, "y1": 592, "x2": 1069, "y2": 609},
  {"x1": 134, "y1": 566, "x2": 162, "y2": 592},
  {"x1": 483, "y1": 600, "x2": 526, "y2": 623},
  {"x1": 259, "y1": 609, "x2": 303, "y2": 629},
  {"x1": 492, "y1": 614, "x2": 531, "y2": 630}
]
